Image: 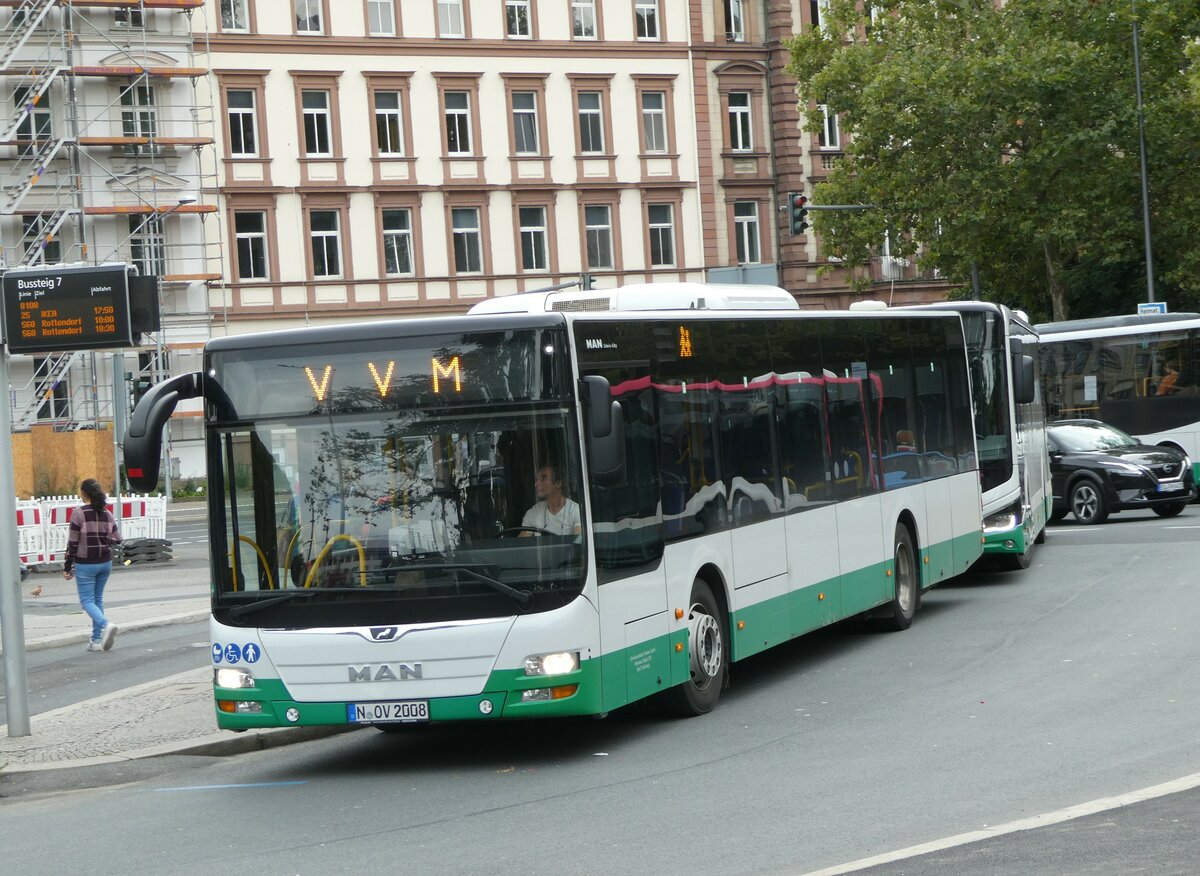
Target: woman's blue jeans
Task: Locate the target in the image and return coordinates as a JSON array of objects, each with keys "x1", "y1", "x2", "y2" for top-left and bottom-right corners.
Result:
[{"x1": 74, "y1": 560, "x2": 112, "y2": 643}]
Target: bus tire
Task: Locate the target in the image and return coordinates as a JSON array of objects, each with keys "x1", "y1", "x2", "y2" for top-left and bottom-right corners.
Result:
[
  {"x1": 997, "y1": 544, "x2": 1033, "y2": 571},
  {"x1": 877, "y1": 524, "x2": 917, "y2": 631},
  {"x1": 1069, "y1": 478, "x2": 1108, "y2": 525},
  {"x1": 1152, "y1": 502, "x2": 1187, "y2": 518},
  {"x1": 667, "y1": 579, "x2": 728, "y2": 717}
]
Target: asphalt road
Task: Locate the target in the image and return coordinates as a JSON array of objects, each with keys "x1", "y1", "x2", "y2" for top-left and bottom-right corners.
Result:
[{"x1": 2, "y1": 509, "x2": 1197, "y2": 875}]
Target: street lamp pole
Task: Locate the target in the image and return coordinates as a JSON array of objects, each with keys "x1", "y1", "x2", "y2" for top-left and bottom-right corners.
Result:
[{"x1": 1132, "y1": 0, "x2": 1156, "y2": 303}]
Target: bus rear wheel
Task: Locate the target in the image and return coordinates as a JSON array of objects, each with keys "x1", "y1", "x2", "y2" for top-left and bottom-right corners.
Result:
[
  {"x1": 666, "y1": 579, "x2": 728, "y2": 717},
  {"x1": 877, "y1": 525, "x2": 917, "y2": 631}
]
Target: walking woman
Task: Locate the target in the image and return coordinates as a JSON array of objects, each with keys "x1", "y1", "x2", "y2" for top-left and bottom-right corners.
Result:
[{"x1": 63, "y1": 478, "x2": 123, "y2": 652}]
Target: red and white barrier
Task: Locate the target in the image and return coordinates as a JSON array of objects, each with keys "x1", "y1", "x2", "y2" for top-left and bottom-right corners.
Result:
[{"x1": 18, "y1": 493, "x2": 166, "y2": 567}]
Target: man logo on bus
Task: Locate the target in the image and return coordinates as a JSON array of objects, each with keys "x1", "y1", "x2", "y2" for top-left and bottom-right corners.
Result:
[
  {"x1": 348, "y1": 663, "x2": 424, "y2": 682},
  {"x1": 431, "y1": 356, "x2": 462, "y2": 393},
  {"x1": 370, "y1": 626, "x2": 399, "y2": 641}
]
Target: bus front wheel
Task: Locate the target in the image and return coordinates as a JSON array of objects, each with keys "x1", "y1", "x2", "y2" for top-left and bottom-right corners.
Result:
[
  {"x1": 877, "y1": 525, "x2": 917, "y2": 631},
  {"x1": 667, "y1": 579, "x2": 728, "y2": 717}
]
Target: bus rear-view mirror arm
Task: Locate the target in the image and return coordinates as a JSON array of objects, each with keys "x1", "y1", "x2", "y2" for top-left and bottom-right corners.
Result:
[
  {"x1": 581, "y1": 375, "x2": 626, "y2": 486},
  {"x1": 124, "y1": 371, "x2": 203, "y2": 492}
]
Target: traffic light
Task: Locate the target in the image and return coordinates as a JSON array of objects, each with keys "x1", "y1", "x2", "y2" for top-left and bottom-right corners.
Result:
[
  {"x1": 130, "y1": 375, "x2": 152, "y2": 410},
  {"x1": 788, "y1": 192, "x2": 809, "y2": 235}
]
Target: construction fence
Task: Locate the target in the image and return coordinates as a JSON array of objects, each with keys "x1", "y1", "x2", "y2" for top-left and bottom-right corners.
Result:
[{"x1": 16, "y1": 494, "x2": 166, "y2": 567}]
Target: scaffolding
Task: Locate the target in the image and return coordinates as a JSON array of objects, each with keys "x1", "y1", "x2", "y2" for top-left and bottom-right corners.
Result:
[{"x1": 0, "y1": 0, "x2": 220, "y2": 436}]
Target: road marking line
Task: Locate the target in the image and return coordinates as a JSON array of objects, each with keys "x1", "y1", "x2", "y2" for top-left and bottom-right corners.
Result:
[
  {"x1": 800, "y1": 771, "x2": 1200, "y2": 876},
  {"x1": 155, "y1": 781, "x2": 308, "y2": 792}
]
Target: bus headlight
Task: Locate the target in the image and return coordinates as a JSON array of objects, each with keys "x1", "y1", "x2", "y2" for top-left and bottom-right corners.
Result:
[
  {"x1": 215, "y1": 667, "x2": 255, "y2": 689},
  {"x1": 524, "y1": 651, "x2": 579, "y2": 676}
]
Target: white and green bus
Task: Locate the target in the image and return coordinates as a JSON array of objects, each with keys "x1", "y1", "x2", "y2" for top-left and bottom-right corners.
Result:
[
  {"x1": 906, "y1": 302, "x2": 1051, "y2": 569},
  {"x1": 1037, "y1": 312, "x2": 1200, "y2": 484},
  {"x1": 125, "y1": 284, "x2": 983, "y2": 729}
]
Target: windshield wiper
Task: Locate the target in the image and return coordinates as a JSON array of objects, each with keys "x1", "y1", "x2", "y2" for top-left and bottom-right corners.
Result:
[
  {"x1": 227, "y1": 587, "x2": 379, "y2": 619},
  {"x1": 387, "y1": 562, "x2": 534, "y2": 608}
]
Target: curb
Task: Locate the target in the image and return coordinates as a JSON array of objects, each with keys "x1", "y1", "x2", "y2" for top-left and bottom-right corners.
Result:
[{"x1": 0, "y1": 725, "x2": 359, "y2": 774}]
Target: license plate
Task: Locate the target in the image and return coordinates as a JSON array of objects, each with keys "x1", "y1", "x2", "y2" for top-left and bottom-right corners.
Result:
[
  {"x1": 348, "y1": 700, "x2": 429, "y2": 724},
  {"x1": 1156, "y1": 483, "x2": 1181, "y2": 493}
]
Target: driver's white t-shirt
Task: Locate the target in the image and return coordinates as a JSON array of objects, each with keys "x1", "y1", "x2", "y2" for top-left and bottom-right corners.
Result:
[{"x1": 522, "y1": 498, "x2": 581, "y2": 535}]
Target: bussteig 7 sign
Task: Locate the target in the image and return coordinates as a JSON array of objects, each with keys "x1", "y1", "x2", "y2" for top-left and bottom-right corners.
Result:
[{"x1": 1, "y1": 263, "x2": 134, "y2": 354}]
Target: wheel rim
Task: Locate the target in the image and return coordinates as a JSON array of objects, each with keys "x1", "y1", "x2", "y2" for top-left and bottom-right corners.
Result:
[
  {"x1": 687, "y1": 604, "x2": 722, "y2": 688},
  {"x1": 895, "y1": 538, "x2": 915, "y2": 613},
  {"x1": 1072, "y1": 484, "x2": 1098, "y2": 521}
]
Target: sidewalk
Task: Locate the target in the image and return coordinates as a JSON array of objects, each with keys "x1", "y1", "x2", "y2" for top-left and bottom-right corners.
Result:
[{"x1": 1, "y1": 569, "x2": 350, "y2": 774}]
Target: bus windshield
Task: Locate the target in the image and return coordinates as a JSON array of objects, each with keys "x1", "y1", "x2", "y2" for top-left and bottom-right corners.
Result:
[
  {"x1": 207, "y1": 327, "x2": 586, "y2": 626},
  {"x1": 961, "y1": 310, "x2": 1013, "y2": 494}
]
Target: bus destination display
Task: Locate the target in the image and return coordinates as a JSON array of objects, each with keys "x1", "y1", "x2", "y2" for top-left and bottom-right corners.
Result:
[{"x1": 2, "y1": 264, "x2": 134, "y2": 354}]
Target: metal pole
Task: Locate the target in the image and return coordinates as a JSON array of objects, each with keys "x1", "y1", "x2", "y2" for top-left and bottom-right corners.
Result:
[
  {"x1": 0, "y1": 349, "x2": 32, "y2": 736},
  {"x1": 971, "y1": 263, "x2": 981, "y2": 301},
  {"x1": 111, "y1": 352, "x2": 124, "y2": 527},
  {"x1": 1132, "y1": 0, "x2": 1156, "y2": 303}
]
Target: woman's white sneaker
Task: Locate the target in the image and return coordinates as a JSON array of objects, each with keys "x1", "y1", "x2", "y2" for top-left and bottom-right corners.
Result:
[
  {"x1": 101, "y1": 623, "x2": 118, "y2": 651},
  {"x1": 86, "y1": 641, "x2": 102, "y2": 652}
]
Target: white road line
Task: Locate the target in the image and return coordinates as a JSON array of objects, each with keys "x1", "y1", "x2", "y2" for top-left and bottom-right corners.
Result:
[
  {"x1": 1165, "y1": 525, "x2": 1200, "y2": 530},
  {"x1": 800, "y1": 771, "x2": 1200, "y2": 876}
]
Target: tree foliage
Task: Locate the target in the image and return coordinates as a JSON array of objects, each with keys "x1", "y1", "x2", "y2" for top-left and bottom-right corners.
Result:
[{"x1": 786, "y1": 0, "x2": 1200, "y2": 321}]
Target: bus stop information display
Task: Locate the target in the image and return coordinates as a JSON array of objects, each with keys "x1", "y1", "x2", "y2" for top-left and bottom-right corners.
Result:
[{"x1": 1, "y1": 264, "x2": 134, "y2": 353}]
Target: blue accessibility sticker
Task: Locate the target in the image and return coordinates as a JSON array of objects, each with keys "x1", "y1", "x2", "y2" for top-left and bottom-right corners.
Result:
[
  {"x1": 211, "y1": 643, "x2": 223, "y2": 664},
  {"x1": 242, "y1": 642, "x2": 261, "y2": 664},
  {"x1": 224, "y1": 643, "x2": 242, "y2": 664}
]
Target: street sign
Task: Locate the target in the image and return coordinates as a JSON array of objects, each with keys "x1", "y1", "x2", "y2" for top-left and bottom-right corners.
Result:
[
  {"x1": 1, "y1": 263, "x2": 134, "y2": 354},
  {"x1": 1137, "y1": 302, "x2": 1167, "y2": 315}
]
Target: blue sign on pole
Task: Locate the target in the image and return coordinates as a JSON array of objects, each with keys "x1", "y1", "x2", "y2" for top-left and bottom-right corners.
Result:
[{"x1": 1137, "y1": 302, "x2": 1167, "y2": 315}]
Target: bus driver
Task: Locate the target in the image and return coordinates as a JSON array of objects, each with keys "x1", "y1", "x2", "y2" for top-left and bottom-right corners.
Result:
[{"x1": 521, "y1": 463, "x2": 581, "y2": 536}]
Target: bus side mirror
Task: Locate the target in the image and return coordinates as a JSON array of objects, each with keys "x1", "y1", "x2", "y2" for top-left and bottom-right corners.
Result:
[
  {"x1": 1014, "y1": 354, "x2": 1036, "y2": 405},
  {"x1": 124, "y1": 372, "x2": 202, "y2": 492},
  {"x1": 581, "y1": 375, "x2": 626, "y2": 486}
]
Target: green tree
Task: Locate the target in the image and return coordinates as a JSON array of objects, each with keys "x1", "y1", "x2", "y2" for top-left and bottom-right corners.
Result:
[{"x1": 787, "y1": 0, "x2": 1200, "y2": 321}]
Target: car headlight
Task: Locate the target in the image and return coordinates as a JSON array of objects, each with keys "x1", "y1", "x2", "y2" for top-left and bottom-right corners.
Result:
[
  {"x1": 524, "y1": 651, "x2": 579, "y2": 676},
  {"x1": 214, "y1": 667, "x2": 255, "y2": 689},
  {"x1": 1100, "y1": 461, "x2": 1143, "y2": 475}
]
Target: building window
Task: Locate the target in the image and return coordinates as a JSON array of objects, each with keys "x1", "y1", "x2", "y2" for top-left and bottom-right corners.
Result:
[
  {"x1": 725, "y1": 0, "x2": 744, "y2": 41},
  {"x1": 13, "y1": 87, "x2": 51, "y2": 158},
  {"x1": 728, "y1": 91, "x2": 752, "y2": 151},
  {"x1": 512, "y1": 91, "x2": 539, "y2": 155},
  {"x1": 584, "y1": 204, "x2": 613, "y2": 270},
  {"x1": 578, "y1": 91, "x2": 604, "y2": 154},
  {"x1": 635, "y1": 0, "x2": 659, "y2": 39},
  {"x1": 129, "y1": 215, "x2": 165, "y2": 278},
  {"x1": 444, "y1": 91, "x2": 472, "y2": 155},
  {"x1": 302, "y1": 90, "x2": 332, "y2": 156},
  {"x1": 647, "y1": 204, "x2": 675, "y2": 267},
  {"x1": 114, "y1": 8, "x2": 143, "y2": 27},
  {"x1": 382, "y1": 209, "x2": 414, "y2": 276},
  {"x1": 374, "y1": 91, "x2": 403, "y2": 155},
  {"x1": 506, "y1": 0, "x2": 531, "y2": 37},
  {"x1": 295, "y1": 0, "x2": 323, "y2": 33},
  {"x1": 309, "y1": 210, "x2": 342, "y2": 277},
  {"x1": 810, "y1": 0, "x2": 829, "y2": 32},
  {"x1": 519, "y1": 206, "x2": 548, "y2": 272},
  {"x1": 451, "y1": 207, "x2": 482, "y2": 273},
  {"x1": 438, "y1": 0, "x2": 465, "y2": 37},
  {"x1": 734, "y1": 201, "x2": 760, "y2": 264},
  {"x1": 818, "y1": 104, "x2": 840, "y2": 150},
  {"x1": 22, "y1": 215, "x2": 61, "y2": 264},
  {"x1": 572, "y1": 0, "x2": 597, "y2": 38},
  {"x1": 120, "y1": 84, "x2": 156, "y2": 151},
  {"x1": 234, "y1": 211, "x2": 268, "y2": 280},
  {"x1": 227, "y1": 89, "x2": 258, "y2": 156},
  {"x1": 641, "y1": 91, "x2": 667, "y2": 153},
  {"x1": 367, "y1": 0, "x2": 395, "y2": 35},
  {"x1": 220, "y1": 0, "x2": 250, "y2": 31}
]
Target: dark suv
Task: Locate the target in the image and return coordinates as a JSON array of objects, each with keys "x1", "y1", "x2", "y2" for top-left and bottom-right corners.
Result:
[{"x1": 1047, "y1": 419, "x2": 1195, "y2": 524}]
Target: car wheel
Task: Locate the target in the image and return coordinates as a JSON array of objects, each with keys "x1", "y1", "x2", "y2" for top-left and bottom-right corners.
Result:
[
  {"x1": 1152, "y1": 502, "x2": 1187, "y2": 518},
  {"x1": 1069, "y1": 479, "x2": 1108, "y2": 525},
  {"x1": 665, "y1": 579, "x2": 728, "y2": 716}
]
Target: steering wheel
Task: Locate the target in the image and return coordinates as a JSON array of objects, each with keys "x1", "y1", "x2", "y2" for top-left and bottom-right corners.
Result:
[{"x1": 499, "y1": 525, "x2": 555, "y2": 538}]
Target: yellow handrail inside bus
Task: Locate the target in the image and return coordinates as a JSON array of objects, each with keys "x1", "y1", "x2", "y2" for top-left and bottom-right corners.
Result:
[
  {"x1": 229, "y1": 535, "x2": 275, "y2": 592},
  {"x1": 304, "y1": 534, "x2": 367, "y2": 588}
]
